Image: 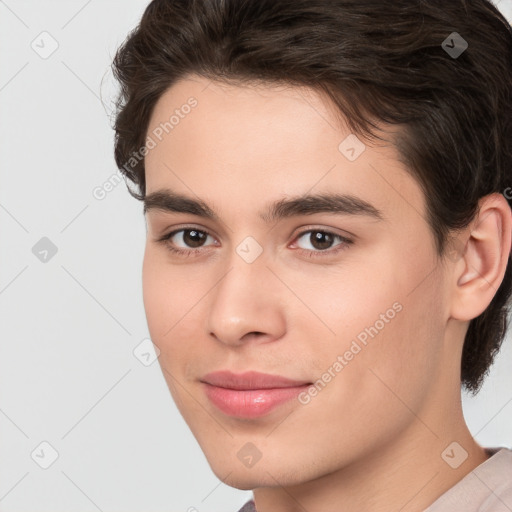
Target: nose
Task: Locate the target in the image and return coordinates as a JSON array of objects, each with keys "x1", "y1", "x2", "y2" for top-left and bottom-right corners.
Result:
[{"x1": 206, "y1": 250, "x2": 286, "y2": 348}]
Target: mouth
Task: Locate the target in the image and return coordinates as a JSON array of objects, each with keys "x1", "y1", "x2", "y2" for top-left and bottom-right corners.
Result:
[{"x1": 200, "y1": 370, "x2": 313, "y2": 418}]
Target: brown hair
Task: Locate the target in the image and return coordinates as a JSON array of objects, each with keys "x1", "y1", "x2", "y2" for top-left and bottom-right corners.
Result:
[{"x1": 111, "y1": 0, "x2": 512, "y2": 394}]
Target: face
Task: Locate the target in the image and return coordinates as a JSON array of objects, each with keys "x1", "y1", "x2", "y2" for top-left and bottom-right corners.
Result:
[{"x1": 142, "y1": 75, "x2": 453, "y2": 489}]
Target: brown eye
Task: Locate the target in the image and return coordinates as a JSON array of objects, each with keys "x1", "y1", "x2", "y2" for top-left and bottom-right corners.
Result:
[
  {"x1": 181, "y1": 229, "x2": 208, "y2": 248},
  {"x1": 310, "y1": 231, "x2": 335, "y2": 250},
  {"x1": 157, "y1": 227, "x2": 216, "y2": 256},
  {"x1": 295, "y1": 230, "x2": 341, "y2": 251},
  {"x1": 292, "y1": 228, "x2": 353, "y2": 259}
]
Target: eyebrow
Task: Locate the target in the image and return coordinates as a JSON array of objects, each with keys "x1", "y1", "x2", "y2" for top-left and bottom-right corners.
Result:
[{"x1": 143, "y1": 189, "x2": 384, "y2": 223}]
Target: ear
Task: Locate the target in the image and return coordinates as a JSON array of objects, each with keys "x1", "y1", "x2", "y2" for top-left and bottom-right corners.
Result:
[{"x1": 449, "y1": 193, "x2": 512, "y2": 322}]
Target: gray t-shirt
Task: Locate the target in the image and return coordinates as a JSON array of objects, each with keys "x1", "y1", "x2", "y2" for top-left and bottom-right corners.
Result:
[{"x1": 236, "y1": 446, "x2": 512, "y2": 512}]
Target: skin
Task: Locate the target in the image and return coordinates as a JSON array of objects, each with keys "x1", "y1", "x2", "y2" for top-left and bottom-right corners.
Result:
[{"x1": 142, "y1": 74, "x2": 511, "y2": 512}]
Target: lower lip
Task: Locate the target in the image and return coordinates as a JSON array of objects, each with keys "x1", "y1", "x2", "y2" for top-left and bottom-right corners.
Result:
[{"x1": 202, "y1": 383, "x2": 310, "y2": 418}]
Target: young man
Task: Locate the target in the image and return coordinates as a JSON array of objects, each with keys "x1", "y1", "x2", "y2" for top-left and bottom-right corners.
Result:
[{"x1": 111, "y1": 0, "x2": 512, "y2": 510}]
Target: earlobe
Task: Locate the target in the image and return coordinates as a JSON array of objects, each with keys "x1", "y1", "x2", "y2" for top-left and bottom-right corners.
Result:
[{"x1": 450, "y1": 193, "x2": 512, "y2": 322}]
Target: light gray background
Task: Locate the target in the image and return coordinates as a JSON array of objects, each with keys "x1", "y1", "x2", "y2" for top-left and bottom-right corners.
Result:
[{"x1": 0, "y1": 1, "x2": 511, "y2": 511}]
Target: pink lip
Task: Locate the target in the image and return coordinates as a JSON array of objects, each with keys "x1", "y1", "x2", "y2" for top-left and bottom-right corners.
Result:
[{"x1": 201, "y1": 371, "x2": 312, "y2": 418}]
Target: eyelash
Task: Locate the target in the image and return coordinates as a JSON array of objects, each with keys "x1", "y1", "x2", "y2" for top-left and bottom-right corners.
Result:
[{"x1": 156, "y1": 226, "x2": 353, "y2": 259}]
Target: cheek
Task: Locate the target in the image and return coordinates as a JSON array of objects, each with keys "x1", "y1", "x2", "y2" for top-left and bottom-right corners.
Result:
[
  {"x1": 142, "y1": 246, "x2": 196, "y2": 336},
  {"x1": 142, "y1": 248, "x2": 186, "y2": 373},
  {"x1": 303, "y1": 248, "x2": 446, "y2": 417},
  {"x1": 353, "y1": 292, "x2": 443, "y2": 422},
  {"x1": 142, "y1": 246, "x2": 207, "y2": 376},
  {"x1": 142, "y1": 249, "x2": 169, "y2": 337}
]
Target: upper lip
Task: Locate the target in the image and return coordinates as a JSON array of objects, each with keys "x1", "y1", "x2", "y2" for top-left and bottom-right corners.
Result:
[{"x1": 201, "y1": 371, "x2": 312, "y2": 390}]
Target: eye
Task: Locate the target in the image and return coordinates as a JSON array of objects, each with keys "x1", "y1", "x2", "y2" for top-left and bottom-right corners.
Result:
[
  {"x1": 291, "y1": 228, "x2": 352, "y2": 258},
  {"x1": 156, "y1": 226, "x2": 353, "y2": 259},
  {"x1": 157, "y1": 227, "x2": 216, "y2": 257}
]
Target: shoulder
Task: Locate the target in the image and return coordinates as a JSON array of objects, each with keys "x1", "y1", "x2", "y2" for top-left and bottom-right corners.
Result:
[
  {"x1": 425, "y1": 447, "x2": 512, "y2": 512},
  {"x1": 477, "y1": 447, "x2": 512, "y2": 511},
  {"x1": 235, "y1": 499, "x2": 257, "y2": 512}
]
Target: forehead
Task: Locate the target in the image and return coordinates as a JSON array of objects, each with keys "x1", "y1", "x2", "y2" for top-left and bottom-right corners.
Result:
[
  {"x1": 145, "y1": 75, "x2": 344, "y2": 170},
  {"x1": 144, "y1": 75, "x2": 426, "y2": 228}
]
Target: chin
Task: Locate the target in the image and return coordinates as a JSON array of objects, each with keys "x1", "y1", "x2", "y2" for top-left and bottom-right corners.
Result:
[
  {"x1": 207, "y1": 455, "x2": 308, "y2": 490},
  {"x1": 222, "y1": 476, "x2": 260, "y2": 491},
  {"x1": 218, "y1": 470, "x2": 281, "y2": 491}
]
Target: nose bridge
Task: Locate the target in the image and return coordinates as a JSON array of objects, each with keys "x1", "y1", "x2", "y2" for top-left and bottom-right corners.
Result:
[{"x1": 206, "y1": 241, "x2": 284, "y2": 346}]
